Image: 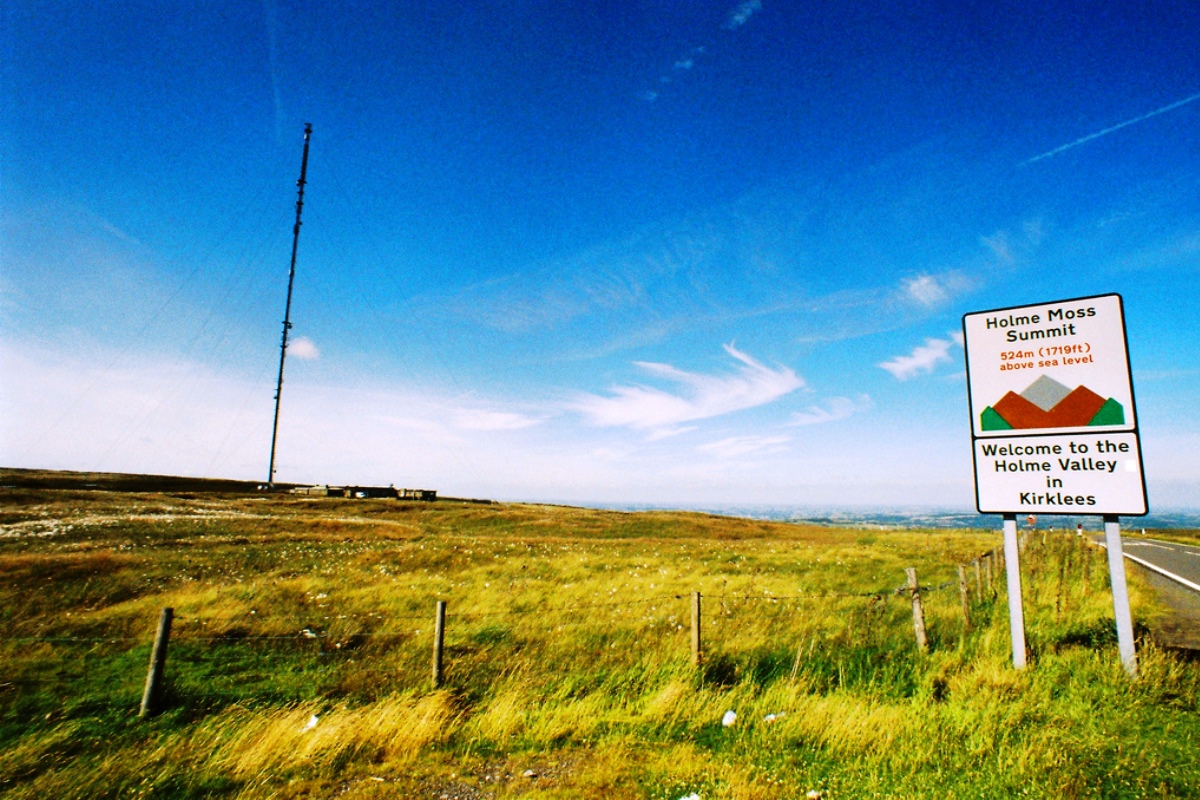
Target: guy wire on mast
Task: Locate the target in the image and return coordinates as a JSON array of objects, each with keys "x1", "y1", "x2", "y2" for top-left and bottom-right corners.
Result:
[{"x1": 267, "y1": 122, "x2": 312, "y2": 488}]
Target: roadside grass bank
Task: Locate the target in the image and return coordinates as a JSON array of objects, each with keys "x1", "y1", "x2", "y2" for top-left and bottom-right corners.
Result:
[{"x1": 1, "y1": 487, "x2": 1197, "y2": 798}]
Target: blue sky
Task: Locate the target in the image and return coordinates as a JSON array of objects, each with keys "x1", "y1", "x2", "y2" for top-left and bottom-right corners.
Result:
[{"x1": 3, "y1": 1, "x2": 1199, "y2": 509}]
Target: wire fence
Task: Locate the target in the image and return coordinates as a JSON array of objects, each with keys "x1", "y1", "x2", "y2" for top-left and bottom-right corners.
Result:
[{"x1": 2, "y1": 530, "x2": 1108, "y2": 717}]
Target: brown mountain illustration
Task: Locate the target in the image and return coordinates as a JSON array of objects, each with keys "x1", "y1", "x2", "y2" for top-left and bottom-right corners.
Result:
[
  {"x1": 992, "y1": 385, "x2": 1107, "y2": 429},
  {"x1": 992, "y1": 392, "x2": 1048, "y2": 428},
  {"x1": 1044, "y1": 385, "x2": 1106, "y2": 427}
]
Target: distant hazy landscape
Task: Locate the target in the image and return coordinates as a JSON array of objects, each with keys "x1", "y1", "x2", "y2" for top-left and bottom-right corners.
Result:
[{"x1": 593, "y1": 503, "x2": 1200, "y2": 532}]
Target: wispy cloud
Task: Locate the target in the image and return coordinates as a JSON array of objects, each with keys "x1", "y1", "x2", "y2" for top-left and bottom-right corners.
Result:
[
  {"x1": 289, "y1": 336, "x2": 319, "y2": 360},
  {"x1": 981, "y1": 232, "x2": 1014, "y2": 265},
  {"x1": 0, "y1": 338, "x2": 556, "y2": 491},
  {"x1": 92, "y1": 216, "x2": 143, "y2": 248},
  {"x1": 638, "y1": 0, "x2": 757, "y2": 101},
  {"x1": 788, "y1": 394, "x2": 872, "y2": 426},
  {"x1": 1117, "y1": 230, "x2": 1200, "y2": 272},
  {"x1": 1022, "y1": 91, "x2": 1200, "y2": 165},
  {"x1": 879, "y1": 337, "x2": 959, "y2": 381},
  {"x1": 569, "y1": 343, "x2": 803, "y2": 435},
  {"x1": 724, "y1": 0, "x2": 763, "y2": 29},
  {"x1": 981, "y1": 219, "x2": 1043, "y2": 268},
  {"x1": 697, "y1": 434, "x2": 790, "y2": 459},
  {"x1": 903, "y1": 274, "x2": 950, "y2": 308},
  {"x1": 262, "y1": 0, "x2": 286, "y2": 142},
  {"x1": 425, "y1": 189, "x2": 989, "y2": 360},
  {"x1": 452, "y1": 407, "x2": 542, "y2": 431},
  {"x1": 1134, "y1": 368, "x2": 1200, "y2": 381},
  {"x1": 791, "y1": 269, "x2": 977, "y2": 345},
  {"x1": 900, "y1": 270, "x2": 979, "y2": 310}
]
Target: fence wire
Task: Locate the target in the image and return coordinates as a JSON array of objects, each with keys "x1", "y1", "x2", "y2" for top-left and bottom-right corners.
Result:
[
  {"x1": 1, "y1": 537, "x2": 1073, "y2": 707},
  {"x1": 1, "y1": 571, "x2": 986, "y2": 646}
]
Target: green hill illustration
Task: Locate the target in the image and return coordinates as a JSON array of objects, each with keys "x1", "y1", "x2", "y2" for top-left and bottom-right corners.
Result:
[{"x1": 980, "y1": 375, "x2": 1124, "y2": 430}]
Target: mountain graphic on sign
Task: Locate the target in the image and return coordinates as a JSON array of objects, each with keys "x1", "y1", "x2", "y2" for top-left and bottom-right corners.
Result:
[{"x1": 980, "y1": 375, "x2": 1125, "y2": 430}]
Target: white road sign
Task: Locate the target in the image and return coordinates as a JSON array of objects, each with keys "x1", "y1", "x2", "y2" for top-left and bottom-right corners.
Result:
[{"x1": 962, "y1": 294, "x2": 1148, "y2": 515}]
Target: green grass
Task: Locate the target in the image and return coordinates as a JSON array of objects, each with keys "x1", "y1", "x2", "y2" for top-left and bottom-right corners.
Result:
[{"x1": 1, "y1": 483, "x2": 1198, "y2": 798}]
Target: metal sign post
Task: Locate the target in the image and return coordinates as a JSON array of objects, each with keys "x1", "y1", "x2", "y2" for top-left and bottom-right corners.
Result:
[
  {"x1": 963, "y1": 293, "x2": 1147, "y2": 674},
  {"x1": 1104, "y1": 515, "x2": 1138, "y2": 675},
  {"x1": 1002, "y1": 514, "x2": 1027, "y2": 668}
]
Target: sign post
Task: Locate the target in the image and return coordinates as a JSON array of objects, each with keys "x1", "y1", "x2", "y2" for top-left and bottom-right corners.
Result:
[
  {"x1": 1104, "y1": 515, "x2": 1137, "y2": 674},
  {"x1": 963, "y1": 293, "x2": 1147, "y2": 674},
  {"x1": 1002, "y1": 514, "x2": 1027, "y2": 668}
]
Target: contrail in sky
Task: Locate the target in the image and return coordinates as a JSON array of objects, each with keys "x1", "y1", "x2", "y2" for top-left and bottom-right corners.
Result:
[{"x1": 1022, "y1": 90, "x2": 1200, "y2": 165}]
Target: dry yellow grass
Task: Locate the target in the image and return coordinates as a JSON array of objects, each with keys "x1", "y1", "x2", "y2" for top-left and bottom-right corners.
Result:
[
  {"x1": 213, "y1": 691, "x2": 459, "y2": 776},
  {"x1": 2, "y1": 482, "x2": 1198, "y2": 798}
]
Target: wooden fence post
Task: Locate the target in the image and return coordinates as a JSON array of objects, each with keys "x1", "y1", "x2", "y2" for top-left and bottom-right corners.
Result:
[
  {"x1": 957, "y1": 564, "x2": 971, "y2": 632},
  {"x1": 140, "y1": 607, "x2": 173, "y2": 718},
  {"x1": 906, "y1": 568, "x2": 928, "y2": 654},
  {"x1": 691, "y1": 591, "x2": 702, "y2": 666},
  {"x1": 1055, "y1": 557, "x2": 1067, "y2": 619},
  {"x1": 973, "y1": 558, "x2": 982, "y2": 602},
  {"x1": 432, "y1": 600, "x2": 446, "y2": 689}
]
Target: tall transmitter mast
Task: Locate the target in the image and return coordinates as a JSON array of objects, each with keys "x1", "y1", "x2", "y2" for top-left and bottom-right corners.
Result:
[{"x1": 267, "y1": 123, "x2": 312, "y2": 487}]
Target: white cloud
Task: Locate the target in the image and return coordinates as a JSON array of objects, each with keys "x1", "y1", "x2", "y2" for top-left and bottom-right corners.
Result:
[
  {"x1": 452, "y1": 408, "x2": 542, "y2": 431},
  {"x1": 6, "y1": 340, "x2": 1190, "y2": 508},
  {"x1": 878, "y1": 337, "x2": 958, "y2": 381},
  {"x1": 590, "y1": 445, "x2": 636, "y2": 462},
  {"x1": 289, "y1": 337, "x2": 320, "y2": 360},
  {"x1": 981, "y1": 232, "x2": 1014, "y2": 265},
  {"x1": 724, "y1": 0, "x2": 763, "y2": 28},
  {"x1": 0, "y1": 341, "x2": 544, "y2": 490},
  {"x1": 1022, "y1": 219, "x2": 1045, "y2": 245},
  {"x1": 899, "y1": 271, "x2": 978, "y2": 311},
  {"x1": 697, "y1": 434, "x2": 790, "y2": 459},
  {"x1": 788, "y1": 394, "x2": 872, "y2": 426},
  {"x1": 903, "y1": 275, "x2": 950, "y2": 308},
  {"x1": 645, "y1": 425, "x2": 698, "y2": 441},
  {"x1": 569, "y1": 343, "x2": 803, "y2": 435},
  {"x1": 674, "y1": 58, "x2": 695, "y2": 70},
  {"x1": 1, "y1": 342, "x2": 277, "y2": 480},
  {"x1": 981, "y1": 220, "x2": 1044, "y2": 268}
]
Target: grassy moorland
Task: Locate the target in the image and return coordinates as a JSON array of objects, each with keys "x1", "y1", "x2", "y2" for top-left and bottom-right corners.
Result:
[{"x1": 1, "y1": 479, "x2": 1199, "y2": 798}]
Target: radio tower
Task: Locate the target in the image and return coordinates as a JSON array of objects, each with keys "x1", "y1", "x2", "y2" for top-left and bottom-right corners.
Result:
[{"x1": 267, "y1": 123, "x2": 312, "y2": 488}]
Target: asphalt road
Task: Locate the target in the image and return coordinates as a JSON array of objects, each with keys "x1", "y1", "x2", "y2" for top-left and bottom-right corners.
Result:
[
  {"x1": 1117, "y1": 536, "x2": 1200, "y2": 593},
  {"x1": 1100, "y1": 533, "x2": 1200, "y2": 649}
]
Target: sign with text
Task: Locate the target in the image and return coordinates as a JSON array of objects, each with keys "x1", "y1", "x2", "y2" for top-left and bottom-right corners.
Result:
[{"x1": 963, "y1": 294, "x2": 1148, "y2": 515}]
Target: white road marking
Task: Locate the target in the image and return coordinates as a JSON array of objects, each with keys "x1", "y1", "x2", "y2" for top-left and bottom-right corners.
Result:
[
  {"x1": 1097, "y1": 538, "x2": 1200, "y2": 595},
  {"x1": 1121, "y1": 553, "x2": 1200, "y2": 595}
]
